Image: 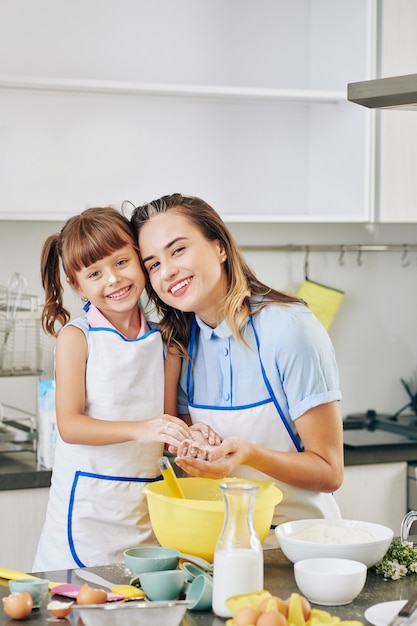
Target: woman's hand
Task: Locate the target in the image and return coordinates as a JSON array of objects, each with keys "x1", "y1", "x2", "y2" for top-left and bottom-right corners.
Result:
[
  {"x1": 175, "y1": 437, "x2": 247, "y2": 478},
  {"x1": 166, "y1": 422, "x2": 222, "y2": 455}
]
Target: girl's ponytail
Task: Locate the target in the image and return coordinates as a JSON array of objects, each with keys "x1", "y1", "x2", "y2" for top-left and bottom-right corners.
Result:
[{"x1": 40, "y1": 233, "x2": 71, "y2": 337}]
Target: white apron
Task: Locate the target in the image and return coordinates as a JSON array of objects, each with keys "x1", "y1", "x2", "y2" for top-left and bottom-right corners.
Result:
[
  {"x1": 33, "y1": 311, "x2": 164, "y2": 571},
  {"x1": 186, "y1": 317, "x2": 341, "y2": 546}
]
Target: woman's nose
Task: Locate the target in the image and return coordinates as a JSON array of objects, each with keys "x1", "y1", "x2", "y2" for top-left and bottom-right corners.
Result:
[{"x1": 160, "y1": 262, "x2": 178, "y2": 281}]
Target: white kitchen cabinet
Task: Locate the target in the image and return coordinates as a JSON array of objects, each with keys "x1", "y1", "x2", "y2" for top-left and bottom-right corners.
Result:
[
  {"x1": 377, "y1": 0, "x2": 417, "y2": 222},
  {"x1": 0, "y1": 0, "x2": 374, "y2": 223},
  {"x1": 334, "y1": 462, "x2": 407, "y2": 533},
  {"x1": 0, "y1": 487, "x2": 49, "y2": 572}
]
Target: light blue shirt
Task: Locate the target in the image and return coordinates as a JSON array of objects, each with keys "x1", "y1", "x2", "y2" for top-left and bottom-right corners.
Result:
[{"x1": 178, "y1": 302, "x2": 342, "y2": 424}]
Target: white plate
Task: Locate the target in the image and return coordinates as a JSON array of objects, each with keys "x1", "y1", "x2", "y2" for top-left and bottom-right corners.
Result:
[{"x1": 364, "y1": 601, "x2": 409, "y2": 626}]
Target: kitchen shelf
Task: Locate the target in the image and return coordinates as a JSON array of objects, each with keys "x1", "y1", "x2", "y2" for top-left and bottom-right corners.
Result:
[{"x1": 0, "y1": 75, "x2": 346, "y2": 104}]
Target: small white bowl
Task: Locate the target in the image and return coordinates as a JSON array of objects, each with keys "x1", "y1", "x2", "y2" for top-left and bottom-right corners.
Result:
[
  {"x1": 275, "y1": 518, "x2": 393, "y2": 568},
  {"x1": 294, "y1": 557, "x2": 367, "y2": 606}
]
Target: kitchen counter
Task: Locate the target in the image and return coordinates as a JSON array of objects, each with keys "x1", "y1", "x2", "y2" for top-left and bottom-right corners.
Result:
[
  {"x1": 0, "y1": 452, "x2": 51, "y2": 490},
  {"x1": 344, "y1": 440, "x2": 417, "y2": 466},
  {"x1": 2, "y1": 438, "x2": 417, "y2": 492},
  {"x1": 0, "y1": 549, "x2": 413, "y2": 625}
]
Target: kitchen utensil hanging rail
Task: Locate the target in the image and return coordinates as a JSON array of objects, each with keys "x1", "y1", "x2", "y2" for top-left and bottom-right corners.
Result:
[{"x1": 240, "y1": 244, "x2": 417, "y2": 253}]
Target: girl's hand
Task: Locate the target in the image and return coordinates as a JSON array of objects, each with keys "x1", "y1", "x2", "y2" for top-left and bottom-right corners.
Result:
[
  {"x1": 137, "y1": 415, "x2": 193, "y2": 448},
  {"x1": 189, "y1": 423, "x2": 222, "y2": 446}
]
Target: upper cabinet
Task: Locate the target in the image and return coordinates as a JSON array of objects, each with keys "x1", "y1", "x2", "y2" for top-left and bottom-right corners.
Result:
[
  {"x1": 377, "y1": 0, "x2": 417, "y2": 223},
  {"x1": 0, "y1": 0, "x2": 375, "y2": 222}
]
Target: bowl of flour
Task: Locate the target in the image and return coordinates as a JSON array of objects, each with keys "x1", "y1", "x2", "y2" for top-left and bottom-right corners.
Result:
[{"x1": 275, "y1": 519, "x2": 393, "y2": 567}]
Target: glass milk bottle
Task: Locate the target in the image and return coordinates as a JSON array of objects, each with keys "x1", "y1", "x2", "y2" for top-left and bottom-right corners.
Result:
[{"x1": 212, "y1": 481, "x2": 264, "y2": 618}]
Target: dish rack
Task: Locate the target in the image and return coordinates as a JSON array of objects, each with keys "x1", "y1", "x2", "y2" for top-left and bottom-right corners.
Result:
[
  {"x1": 0, "y1": 284, "x2": 43, "y2": 377},
  {"x1": 0, "y1": 402, "x2": 37, "y2": 454}
]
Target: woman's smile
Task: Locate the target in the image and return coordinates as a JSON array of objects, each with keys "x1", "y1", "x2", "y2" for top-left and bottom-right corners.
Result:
[{"x1": 169, "y1": 277, "x2": 193, "y2": 296}]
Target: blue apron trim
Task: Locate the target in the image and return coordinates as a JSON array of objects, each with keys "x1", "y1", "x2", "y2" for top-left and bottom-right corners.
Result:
[
  {"x1": 188, "y1": 397, "x2": 274, "y2": 411},
  {"x1": 88, "y1": 326, "x2": 159, "y2": 342},
  {"x1": 67, "y1": 471, "x2": 163, "y2": 567},
  {"x1": 187, "y1": 317, "x2": 302, "y2": 452},
  {"x1": 249, "y1": 317, "x2": 302, "y2": 452}
]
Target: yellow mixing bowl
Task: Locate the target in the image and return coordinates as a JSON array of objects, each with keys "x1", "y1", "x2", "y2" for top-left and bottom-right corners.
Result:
[{"x1": 142, "y1": 477, "x2": 283, "y2": 562}]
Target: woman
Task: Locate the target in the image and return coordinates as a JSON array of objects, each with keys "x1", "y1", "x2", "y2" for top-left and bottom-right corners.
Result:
[{"x1": 130, "y1": 193, "x2": 344, "y2": 527}]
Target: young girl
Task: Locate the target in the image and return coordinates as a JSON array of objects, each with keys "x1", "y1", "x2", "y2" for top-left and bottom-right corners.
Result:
[
  {"x1": 131, "y1": 193, "x2": 344, "y2": 532},
  {"x1": 33, "y1": 206, "x2": 207, "y2": 571}
]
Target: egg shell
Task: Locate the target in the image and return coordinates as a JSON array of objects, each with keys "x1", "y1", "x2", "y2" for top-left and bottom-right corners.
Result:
[
  {"x1": 257, "y1": 611, "x2": 287, "y2": 626},
  {"x1": 47, "y1": 599, "x2": 74, "y2": 618},
  {"x1": 233, "y1": 605, "x2": 259, "y2": 626},
  {"x1": 259, "y1": 596, "x2": 288, "y2": 616},
  {"x1": 76, "y1": 583, "x2": 107, "y2": 605},
  {"x1": 2, "y1": 591, "x2": 33, "y2": 619}
]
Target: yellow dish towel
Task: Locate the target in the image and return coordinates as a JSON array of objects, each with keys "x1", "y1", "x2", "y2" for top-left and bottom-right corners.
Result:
[{"x1": 297, "y1": 279, "x2": 344, "y2": 330}]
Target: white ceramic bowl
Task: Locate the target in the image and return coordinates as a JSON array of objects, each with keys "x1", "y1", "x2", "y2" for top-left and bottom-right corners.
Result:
[
  {"x1": 275, "y1": 519, "x2": 393, "y2": 568},
  {"x1": 294, "y1": 557, "x2": 367, "y2": 605}
]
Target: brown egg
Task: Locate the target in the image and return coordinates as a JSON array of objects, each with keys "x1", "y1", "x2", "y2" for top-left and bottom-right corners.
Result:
[
  {"x1": 233, "y1": 605, "x2": 259, "y2": 625},
  {"x1": 47, "y1": 599, "x2": 74, "y2": 618},
  {"x1": 257, "y1": 610, "x2": 287, "y2": 626},
  {"x1": 2, "y1": 591, "x2": 33, "y2": 619},
  {"x1": 259, "y1": 596, "x2": 288, "y2": 616},
  {"x1": 299, "y1": 595, "x2": 311, "y2": 620},
  {"x1": 76, "y1": 583, "x2": 107, "y2": 605}
]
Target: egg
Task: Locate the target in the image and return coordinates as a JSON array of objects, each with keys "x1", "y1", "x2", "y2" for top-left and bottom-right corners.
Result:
[
  {"x1": 259, "y1": 596, "x2": 288, "y2": 616},
  {"x1": 47, "y1": 599, "x2": 74, "y2": 618},
  {"x1": 2, "y1": 591, "x2": 33, "y2": 619},
  {"x1": 76, "y1": 583, "x2": 107, "y2": 605},
  {"x1": 299, "y1": 595, "x2": 311, "y2": 620},
  {"x1": 257, "y1": 611, "x2": 287, "y2": 626},
  {"x1": 233, "y1": 605, "x2": 259, "y2": 625}
]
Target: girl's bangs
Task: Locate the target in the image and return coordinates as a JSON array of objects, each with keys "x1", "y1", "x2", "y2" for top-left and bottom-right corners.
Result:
[{"x1": 69, "y1": 226, "x2": 133, "y2": 271}]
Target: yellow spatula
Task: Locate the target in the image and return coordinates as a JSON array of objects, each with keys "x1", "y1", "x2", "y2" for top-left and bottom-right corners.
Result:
[
  {"x1": 0, "y1": 567, "x2": 61, "y2": 590},
  {"x1": 158, "y1": 456, "x2": 185, "y2": 498}
]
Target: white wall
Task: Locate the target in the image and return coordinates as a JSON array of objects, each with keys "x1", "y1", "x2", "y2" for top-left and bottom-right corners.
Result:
[
  {"x1": 1, "y1": 219, "x2": 417, "y2": 420},
  {"x1": 1, "y1": 0, "x2": 417, "y2": 420}
]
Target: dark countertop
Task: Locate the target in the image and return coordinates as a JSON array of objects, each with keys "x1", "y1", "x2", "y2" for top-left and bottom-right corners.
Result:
[
  {"x1": 0, "y1": 549, "x2": 414, "y2": 625},
  {"x1": 344, "y1": 442, "x2": 417, "y2": 466},
  {"x1": 0, "y1": 452, "x2": 51, "y2": 491},
  {"x1": 1, "y1": 436, "x2": 417, "y2": 492}
]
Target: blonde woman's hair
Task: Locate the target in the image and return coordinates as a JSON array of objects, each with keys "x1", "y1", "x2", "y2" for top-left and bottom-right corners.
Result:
[{"x1": 130, "y1": 194, "x2": 305, "y2": 357}]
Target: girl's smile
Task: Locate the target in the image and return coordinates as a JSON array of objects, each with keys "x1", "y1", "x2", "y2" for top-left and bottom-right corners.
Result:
[{"x1": 73, "y1": 244, "x2": 145, "y2": 332}]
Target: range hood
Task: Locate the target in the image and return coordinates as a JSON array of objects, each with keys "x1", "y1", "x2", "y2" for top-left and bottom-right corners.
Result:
[{"x1": 348, "y1": 73, "x2": 417, "y2": 110}]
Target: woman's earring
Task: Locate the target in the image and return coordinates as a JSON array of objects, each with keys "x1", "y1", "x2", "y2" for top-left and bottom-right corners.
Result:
[{"x1": 81, "y1": 296, "x2": 88, "y2": 302}]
